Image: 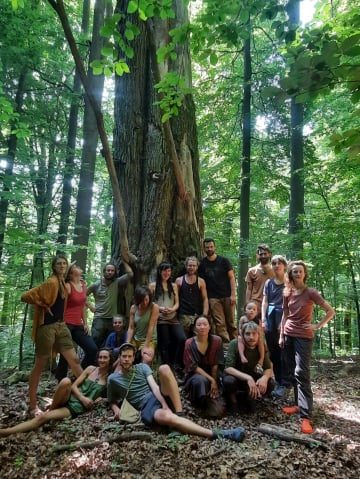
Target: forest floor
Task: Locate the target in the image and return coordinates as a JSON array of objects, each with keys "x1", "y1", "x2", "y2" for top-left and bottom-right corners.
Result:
[{"x1": 0, "y1": 357, "x2": 359, "y2": 479}]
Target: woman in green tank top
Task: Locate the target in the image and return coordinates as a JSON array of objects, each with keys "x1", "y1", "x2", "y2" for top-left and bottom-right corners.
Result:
[
  {"x1": 0, "y1": 349, "x2": 113, "y2": 436},
  {"x1": 127, "y1": 285, "x2": 159, "y2": 363}
]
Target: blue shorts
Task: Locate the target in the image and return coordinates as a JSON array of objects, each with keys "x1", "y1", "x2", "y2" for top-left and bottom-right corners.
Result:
[{"x1": 141, "y1": 393, "x2": 162, "y2": 426}]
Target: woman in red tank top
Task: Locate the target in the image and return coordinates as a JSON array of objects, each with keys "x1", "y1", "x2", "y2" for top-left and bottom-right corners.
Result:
[{"x1": 55, "y1": 263, "x2": 98, "y2": 381}]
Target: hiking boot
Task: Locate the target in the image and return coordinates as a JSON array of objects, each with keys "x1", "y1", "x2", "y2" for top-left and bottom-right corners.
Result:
[
  {"x1": 301, "y1": 418, "x2": 313, "y2": 434},
  {"x1": 212, "y1": 427, "x2": 246, "y2": 442},
  {"x1": 282, "y1": 405, "x2": 300, "y2": 415}
]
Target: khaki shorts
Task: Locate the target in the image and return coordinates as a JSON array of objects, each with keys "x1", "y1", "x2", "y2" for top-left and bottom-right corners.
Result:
[
  {"x1": 35, "y1": 322, "x2": 74, "y2": 357},
  {"x1": 179, "y1": 314, "x2": 197, "y2": 336}
]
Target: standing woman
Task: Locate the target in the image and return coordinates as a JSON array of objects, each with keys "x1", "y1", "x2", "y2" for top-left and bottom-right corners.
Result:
[
  {"x1": 21, "y1": 254, "x2": 83, "y2": 417},
  {"x1": 55, "y1": 262, "x2": 98, "y2": 381},
  {"x1": 150, "y1": 263, "x2": 186, "y2": 370},
  {"x1": 261, "y1": 255, "x2": 287, "y2": 396},
  {"x1": 0, "y1": 349, "x2": 113, "y2": 436},
  {"x1": 127, "y1": 285, "x2": 159, "y2": 362},
  {"x1": 279, "y1": 260, "x2": 335, "y2": 434},
  {"x1": 183, "y1": 316, "x2": 224, "y2": 415}
]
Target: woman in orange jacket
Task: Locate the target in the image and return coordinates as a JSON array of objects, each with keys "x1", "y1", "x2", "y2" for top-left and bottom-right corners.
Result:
[{"x1": 22, "y1": 254, "x2": 82, "y2": 417}]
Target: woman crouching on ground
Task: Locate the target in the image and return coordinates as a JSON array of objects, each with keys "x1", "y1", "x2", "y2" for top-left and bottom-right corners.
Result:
[
  {"x1": 0, "y1": 349, "x2": 113, "y2": 436},
  {"x1": 183, "y1": 315, "x2": 224, "y2": 417},
  {"x1": 279, "y1": 260, "x2": 335, "y2": 434}
]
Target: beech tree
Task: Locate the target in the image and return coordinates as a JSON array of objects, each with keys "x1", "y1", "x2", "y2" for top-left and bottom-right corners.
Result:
[{"x1": 111, "y1": 0, "x2": 204, "y2": 278}]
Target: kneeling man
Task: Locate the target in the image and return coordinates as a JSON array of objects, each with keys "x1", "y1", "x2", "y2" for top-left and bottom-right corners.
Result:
[
  {"x1": 108, "y1": 343, "x2": 245, "y2": 442},
  {"x1": 223, "y1": 321, "x2": 274, "y2": 412}
]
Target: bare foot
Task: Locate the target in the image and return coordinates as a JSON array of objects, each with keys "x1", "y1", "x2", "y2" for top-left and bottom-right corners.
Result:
[{"x1": 28, "y1": 406, "x2": 43, "y2": 418}]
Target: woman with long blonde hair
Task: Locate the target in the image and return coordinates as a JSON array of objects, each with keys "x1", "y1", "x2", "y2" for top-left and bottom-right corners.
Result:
[{"x1": 279, "y1": 260, "x2": 335, "y2": 434}]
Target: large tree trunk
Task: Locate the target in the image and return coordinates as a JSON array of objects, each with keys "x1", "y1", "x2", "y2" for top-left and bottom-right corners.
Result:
[
  {"x1": 238, "y1": 27, "x2": 252, "y2": 313},
  {"x1": 57, "y1": 0, "x2": 90, "y2": 247},
  {"x1": 72, "y1": 0, "x2": 107, "y2": 270},
  {"x1": 112, "y1": 0, "x2": 203, "y2": 278},
  {"x1": 287, "y1": 0, "x2": 304, "y2": 258},
  {"x1": 0, "y1": 69, "x2": 27, "y2": 263}
]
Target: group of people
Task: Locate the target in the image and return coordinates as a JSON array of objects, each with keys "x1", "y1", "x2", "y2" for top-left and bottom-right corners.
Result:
[{"x1": 0, "y1": 240, "x2": 335, "y2": 438}]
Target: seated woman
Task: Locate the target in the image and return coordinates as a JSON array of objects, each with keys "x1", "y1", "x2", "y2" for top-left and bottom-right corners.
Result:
[
  {"x1": 183, "y1": 316, "x2": 224, "y2": 416},
  {"x1": 127, "y1": 286, "x2": 159, "y2": 364},
  {"x1": 0, "y1": 349, "x2": 113, "y2": 436},
  {"x1": 104, "y1": 314, "x2": 127, "y2": 358},
  {"x1": 149, "y1": 262, "x2": 185, "y2": 372}
]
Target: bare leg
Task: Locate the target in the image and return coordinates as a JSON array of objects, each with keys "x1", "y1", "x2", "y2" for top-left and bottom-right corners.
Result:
[
  {"x1": 0, "y1": 408, "x2": 71, "y2": 437},
  {"x1": 49, "y1": 378, "x2": 72, "y2": 410},
  {"x1": 154, "y1": 409, "x2": 213, "y2": 438},
  {"x1": 61, "y1": 348, "x2": 82, "y2": 378},
  {"x1": 29, "y1": 355, "x2": 48, "y2": 413},
  {"x1": 158, "y1": 365, "x2": 182, "y2": 413}
]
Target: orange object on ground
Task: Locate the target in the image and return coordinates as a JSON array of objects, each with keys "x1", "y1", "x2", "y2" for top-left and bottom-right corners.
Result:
[
  {"x1": 301, "y1": 418, "x2": 314, "y2": 434},
  {"x1": 282, "y1": 405, "x2": 300, "y2": 415}
]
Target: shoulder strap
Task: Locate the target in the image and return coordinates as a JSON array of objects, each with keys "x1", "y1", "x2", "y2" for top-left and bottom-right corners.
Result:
[{"x1": 123, "y1": 368, "x2": 136, "y2": 400}]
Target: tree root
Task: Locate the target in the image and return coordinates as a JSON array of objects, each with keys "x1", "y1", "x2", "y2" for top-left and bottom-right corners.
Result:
[
  {"x1": 258, "y1": 423, "x2": 329, "y2": 450},
  {"x1": 50, "y1": 431, "x2": 153, "y2": 453}
]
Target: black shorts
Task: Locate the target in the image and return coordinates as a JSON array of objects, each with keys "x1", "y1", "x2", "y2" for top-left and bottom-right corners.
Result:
[{"x1": 141, "y1": 393, "x2": 162, "y2": 426}]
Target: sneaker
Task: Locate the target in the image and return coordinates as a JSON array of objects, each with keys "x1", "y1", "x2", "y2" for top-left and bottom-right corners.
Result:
[
  {"x1": 272, "y1": 385, "x2": 291, "y2": 399},
  {"x1": 301, "y1": 418, "x2": 313, "y2": 434},
  {"x1": 213, "y1": 427, "x2": 246, "y2": 442},
  {"x1": 282, "y1": 405, "x2": 300, "y2": 415}
]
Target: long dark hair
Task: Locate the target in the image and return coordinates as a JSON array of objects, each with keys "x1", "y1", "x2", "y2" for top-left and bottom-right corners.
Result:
[
  {"x1": 154, "y1": 262, "x2": 174, "y2": 300},
  {"x1": 134, "y1": 285, "x2": 153, "y2": 306}
]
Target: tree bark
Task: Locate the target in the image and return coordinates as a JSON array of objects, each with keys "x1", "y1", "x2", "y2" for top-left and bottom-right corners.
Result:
[
  {"x1": 57, "y1": 0, "x2": 90, "y2": 247},
  {"x1": 112, "y1": 0, "x2": 203, "y2": 277},
  {"x1": 238, "y1": 26, "x2": 252, "y2": 314},
  {"x1": 287, "y1": 0, "x2": 304, "y2": 258},
  {"x1": 71, "y1": 0, "x2": 106, "y2": 270},
  {"x1": 48, "y1": 0, "x2": 133, "y2": 266}
]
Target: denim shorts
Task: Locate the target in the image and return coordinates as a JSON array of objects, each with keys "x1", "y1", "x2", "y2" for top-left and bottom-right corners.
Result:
[{"x1": 140, "y1": 393, "x2": 162, "y2": 426}]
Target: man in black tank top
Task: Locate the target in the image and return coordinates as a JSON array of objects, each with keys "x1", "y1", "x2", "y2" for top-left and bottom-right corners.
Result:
[{"x1": 175, "y1": 257, "x2": 209, "y2": 337}]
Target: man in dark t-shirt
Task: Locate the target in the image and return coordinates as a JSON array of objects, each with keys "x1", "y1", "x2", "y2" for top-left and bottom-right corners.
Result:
[
  {"x1": 87, "y1": 262, "x2": 133, "y2": 347},
  {"x1": 198, "y1": 238, "x2": 237, "y2": 343}
]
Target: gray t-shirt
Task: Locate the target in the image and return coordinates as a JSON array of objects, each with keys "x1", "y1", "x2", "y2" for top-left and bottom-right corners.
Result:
[
  {"x1": 87, "y1": 274, "x2": 130, "y2": 319},
  {"x1": 107, "y1": 363, "x2": 153, "y2": 409}
]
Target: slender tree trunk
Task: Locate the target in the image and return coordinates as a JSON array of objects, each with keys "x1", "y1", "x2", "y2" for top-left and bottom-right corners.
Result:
[
  {"x1": 0, "y1": 69, "x2": 27, "y2": 263},
  {"x1": 71, "y1": 0, "x2": 107, "y2": 270},
  {"x1": 0, "y1": 289, "x2": 9, "y2": 326},
  {"x1": 112, "y1": 0, "x2": 203, "y2": 278},
  {"x1": 57, "y1": 0, "x2": 90, "y2": 247},
  {"x1": 287, "y1": 0, "x2": 304, "y2": 258},
  {"x1": 318, "y1": 185, "x2": 360, "y2": 352},
  {"x1": 48, "y1": 0, "x2": 133, "y2": 266},
  {"x1": 238, "y1": 27, "x2": 252, "y2": 314}
]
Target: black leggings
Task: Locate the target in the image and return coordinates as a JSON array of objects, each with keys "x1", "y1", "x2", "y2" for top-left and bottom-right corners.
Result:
[{"x1": 157, "y1": 323, "x2": 186, "y2": 368}]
